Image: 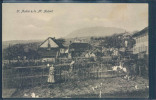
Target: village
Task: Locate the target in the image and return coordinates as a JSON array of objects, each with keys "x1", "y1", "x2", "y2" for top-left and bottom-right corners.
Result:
[{"x1": 2, "y1": 27, "x2": 149, "y2": 98}]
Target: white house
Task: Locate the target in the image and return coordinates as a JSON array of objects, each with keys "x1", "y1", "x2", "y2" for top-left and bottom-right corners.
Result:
[{"x1": 132, "y1": 27, "x2": 148, "y2": 58}]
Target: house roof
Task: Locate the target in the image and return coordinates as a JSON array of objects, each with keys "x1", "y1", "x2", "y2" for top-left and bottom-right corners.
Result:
[
  {"x1": 132, "y1": 27, "x2": 148, "y2": 37},
  {"x1": 39, "y1": 37, "x2": 64, "y2": 48},
  {"x1": 69, "y1": 43, "x2": 92, "y2": 50}
]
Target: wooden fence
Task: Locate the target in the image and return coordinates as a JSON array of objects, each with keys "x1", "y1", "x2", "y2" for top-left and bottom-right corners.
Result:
[
  {"x1": 2, "y1": 65, "x2": 49, "y2": 89},
  {"x1": 2, "y1": 62, "x2": 125, "y2": 89}
]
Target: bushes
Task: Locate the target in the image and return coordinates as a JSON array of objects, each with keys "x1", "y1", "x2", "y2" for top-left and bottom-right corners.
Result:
[
  {"x1": 136, "y1": 58, "x2": 148, "y2": 78},
  {"x1": 2, "y1": 60, "x2": 45, "y2": 68},
  {"x1": 2, "y1": 43, "x2": 40, "y2": 60},
  {"x1": 123, "y1": 56, "x2": 148, "y2": 78}
]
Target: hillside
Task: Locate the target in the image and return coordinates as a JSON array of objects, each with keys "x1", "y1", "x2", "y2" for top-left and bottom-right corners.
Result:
[
  {"x1": 2, "y1": 27, "x2": 127, "y2": 49},
  {"x1": 2, "y1": 40, "x2": 43, "y2": 50},
  {"x1": 65, "y1": 27, "x2": 126, "y2": 38}
]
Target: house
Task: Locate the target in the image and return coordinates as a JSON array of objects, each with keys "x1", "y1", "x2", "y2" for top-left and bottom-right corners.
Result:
[
  {"x1": 69, "y1": 43, "x2": 92, "y2": 57},
  {"x1": 132, "y1": 27, "x2": 148, "y2": 58},
  {"x1": 59, "y1": 47, "x2": 71, "y2": 58},
  {"x1": 101, "y1": 56, "x2": 112, "y2": 63},
  {"x1": 102, "y1": 47, "x2": 107, "y2": 53},
  {"x1": 38, "y1": 37, "x2": 65, "y2": 62},
  {"x1": 85, "y1": 52, "x2": 96, "y2": 58},
  {"x1": 119, "y1": 48, "x2": 126, "y2": 52},
  {"x1": 81, "y1": 51, "x2": 96, "y2": 58},
  {"x1": 112, "y1": 48, "x2": 119, "y2": 56}
]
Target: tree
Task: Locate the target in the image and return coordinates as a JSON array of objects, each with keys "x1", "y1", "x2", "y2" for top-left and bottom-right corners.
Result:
[
  {"x1": 100, "y1": 35, "x2": 123, "y2": 48},
  {"x1": 56, "y1": 38, "x2": 66, "y2": 45},
  {"x1": 124, "y1": 36, "x2": 136, "y2": 49},
  {"x1": 3, "y1": 44, "x2": 24, "y2": 60},
  {"x1": 90, "y1": 37, "x2": 94, "y2": 41},
  {"x1": 99, "y1": 33, "x2": 135, "y2": 49},
  {"x1": 3, "y1": 43, "x2": 40, "y2": 60}
]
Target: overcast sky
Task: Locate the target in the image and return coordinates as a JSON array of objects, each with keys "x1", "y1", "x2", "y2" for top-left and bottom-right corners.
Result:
[{"x1": 3, "y1": 3, "x2": 148, "y2": 41}]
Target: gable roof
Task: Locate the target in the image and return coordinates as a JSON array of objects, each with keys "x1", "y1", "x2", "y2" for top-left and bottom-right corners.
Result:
[
  {"x1": 69, "y1": 43, "x2": 91, "y2": 49},
  {"x1": 39, "y1": 37, "x2": 64, "y2": 48},
  {"x1": 132, "y1": 27, "x2": 148, "y2": 37}
]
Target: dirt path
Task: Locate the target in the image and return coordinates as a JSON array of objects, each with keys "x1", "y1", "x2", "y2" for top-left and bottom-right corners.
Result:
[{"x1": 11, "y1": 76, "x2": 149, "y2": 98}]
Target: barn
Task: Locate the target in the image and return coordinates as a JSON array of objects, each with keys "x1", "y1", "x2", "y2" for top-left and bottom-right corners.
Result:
[{"x1": 38, "y1": 37, "x2": 65, "y2": 62}]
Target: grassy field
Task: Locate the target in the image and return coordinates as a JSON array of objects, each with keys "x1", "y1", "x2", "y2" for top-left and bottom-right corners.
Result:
[{"x1": 10, "y1": 76, "x2": 149, "y2": 98}]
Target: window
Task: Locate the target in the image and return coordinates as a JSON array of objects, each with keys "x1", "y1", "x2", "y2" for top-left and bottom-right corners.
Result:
[
  {"x1": 139, "y1": 47, "x2": 141, "y2": 52},
  {"x1": 136, "y1": 39, "x2": 138, "y2": 43}
]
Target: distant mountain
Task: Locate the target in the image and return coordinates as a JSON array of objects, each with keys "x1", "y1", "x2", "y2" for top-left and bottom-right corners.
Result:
[{"x1": 65, "y1": 27, "x2": 126, "y2": 38}]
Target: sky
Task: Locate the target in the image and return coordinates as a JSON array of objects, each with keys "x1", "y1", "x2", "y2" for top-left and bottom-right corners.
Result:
[{"x1": 2, "y1": 3, "x2": 148, "y2": 41}]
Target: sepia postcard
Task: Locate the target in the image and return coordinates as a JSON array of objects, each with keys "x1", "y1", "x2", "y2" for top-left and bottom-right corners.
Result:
[{"x1": 2, "y1": 3, "x2": 149, "y2": 98}]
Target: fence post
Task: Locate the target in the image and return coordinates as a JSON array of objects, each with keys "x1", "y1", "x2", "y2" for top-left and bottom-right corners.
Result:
[
  {"x1": 82, "y1": 68, "x2": 84, "y2": 80},
  {"x1": 9, "y1": 68, "x2": 13, "y2": 88},
  {"x1": 97, "y1": 68, "x2": 99, "y2": 79},
  {"x1": 41, "y1": 68, "x2": 44, "y2": 88},
  {"x1": 99, "y1": 64, "x2": 101, "y2": 78},
  {"x1": 139, "y1": 66, "x2": 141, "y2": 76},
  {"x1": 31, "y1": 68, "x2": 33, "y2": 88},
  {"x1": 60, "y1": 69, "x2": 62, "y2": 81},
  {"x1": 93, "y1": 64, "x2": 95, "y2": 78},
  {"x1": 21, "y1": 69, "x2": 23, "y2": 89},
  {"x1": 89, "y1": 67, "x2": 90, "y2": 78},
  {"x1": 65, "y1": 71, "x2": 67, "y2": 82},
  {"x1": 40, "y1": 68, "x2": 43, "y2": 87},
  {"x1": 18, "y1": 69, "x2": 21, "y2": 89}
]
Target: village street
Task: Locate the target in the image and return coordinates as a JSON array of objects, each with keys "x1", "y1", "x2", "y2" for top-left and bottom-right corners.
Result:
[{"x1": 11, "y1": 76, "x2": 148, "y2": 98}]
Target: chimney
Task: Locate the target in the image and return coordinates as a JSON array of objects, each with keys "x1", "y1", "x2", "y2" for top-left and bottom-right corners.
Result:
[{"x1": 70, "y1": 41, "x2": 72, "y2": 45}]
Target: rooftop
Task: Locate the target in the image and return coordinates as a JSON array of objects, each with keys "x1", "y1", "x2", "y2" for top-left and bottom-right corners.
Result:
[
  {"x1": 39, "y1": 37, "x2": 64, "y2": 49},
  {"x1": 132, "y1": 27, "x2": 148, "y2": 37}
]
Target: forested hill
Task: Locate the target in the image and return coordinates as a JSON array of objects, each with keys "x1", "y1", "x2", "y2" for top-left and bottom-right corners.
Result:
[{"x1": 65, "y1": 27, "x2": 126, "y2": 38}]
